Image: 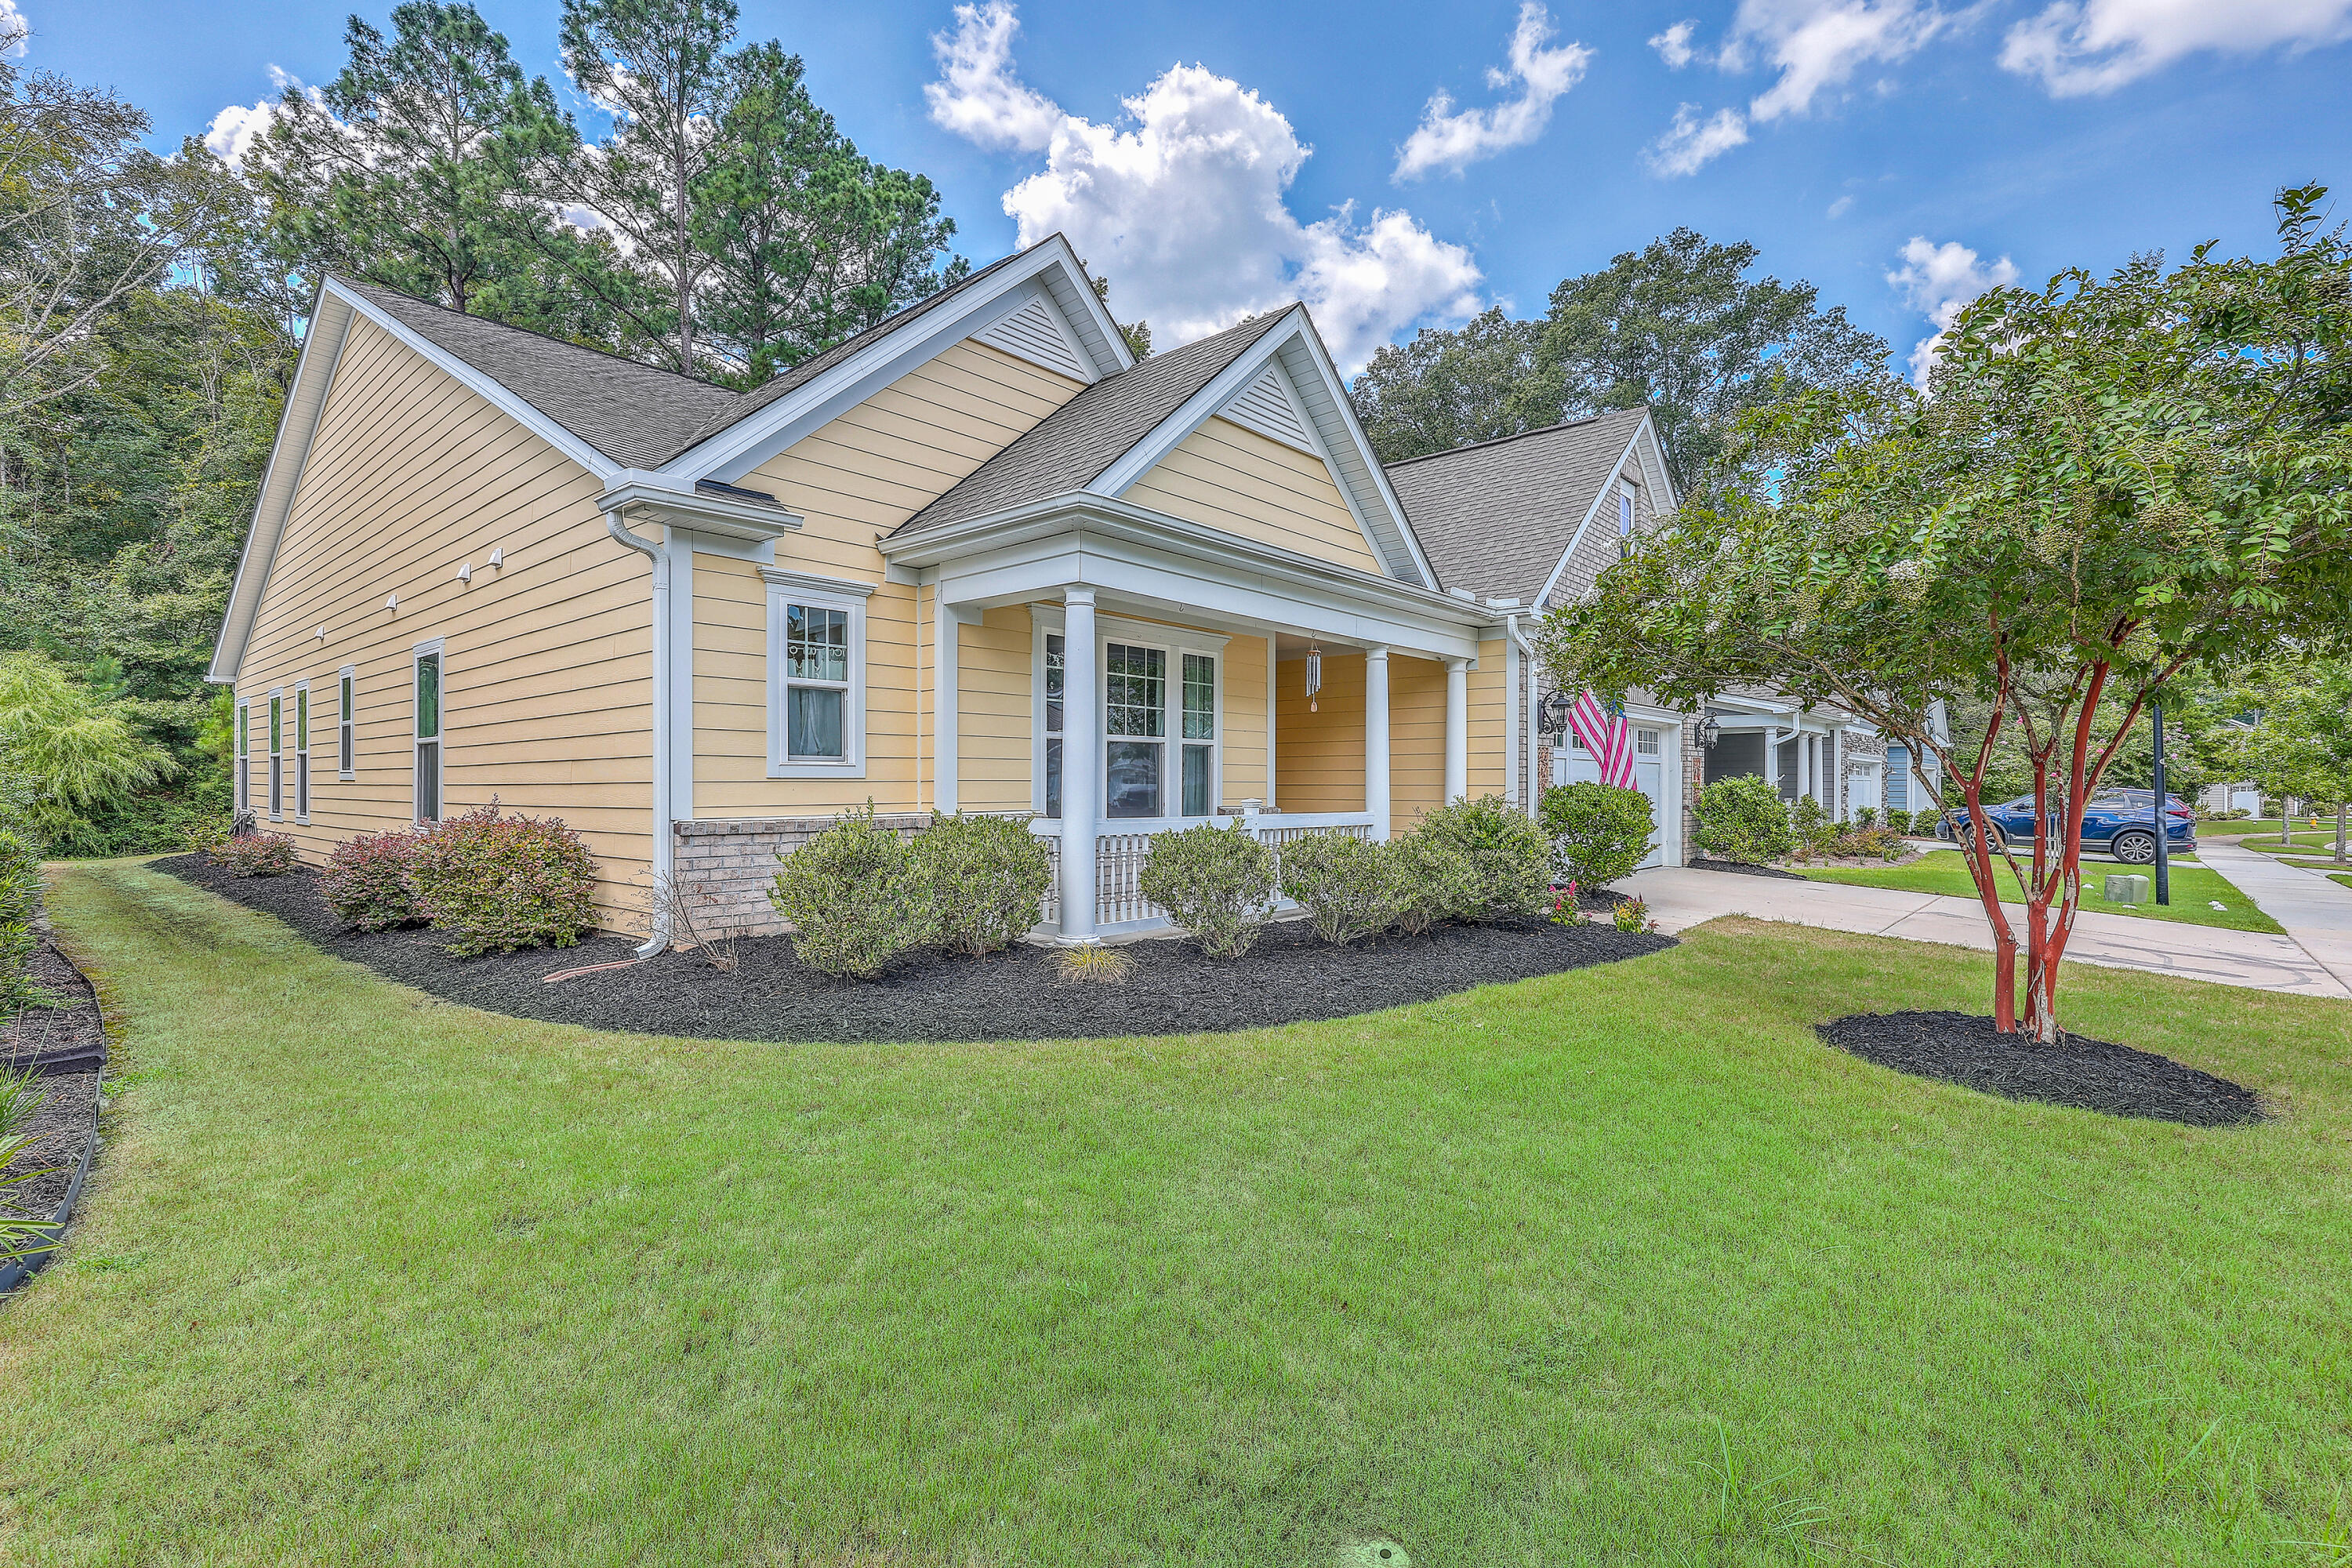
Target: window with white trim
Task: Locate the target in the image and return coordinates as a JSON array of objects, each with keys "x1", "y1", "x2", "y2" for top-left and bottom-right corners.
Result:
[
  {"x1": 1635, "y1": 727, "x2": 1660, "y2": 757},
  {"x1": 236, "y1": 700, "x2": 251, "y2": 814},
  {"x1": 1034, "y1": 614, "x2": 1224, "y2": 822},
  {"x1": 267, "y1": 690, "x2": 284, "y2": 819},
  {"x1": 337, "y1": 665, "x2": 355, "y2": 779},
  {"x1": 1105, "y1": 641, "x2": 1167, "y2": 819},
  {"x1": 763, "y1": 571, "x2": 870, "y2": 777},
  {"x1": 294, "y1": 682, "x2": 311, "y2": 822},
  {"x1": 1041, "y1": 632, "x2": 1065, "y2": 818},
  {"x1": 1617, "y1": 485, "x2": 1637, "y2": 558},
  {"x1": 414, "y1": 644, "x2": 443, "y2": 824},
  {"x1": 1181, "y1": 652, "x2": 1217, "y2": 817}
]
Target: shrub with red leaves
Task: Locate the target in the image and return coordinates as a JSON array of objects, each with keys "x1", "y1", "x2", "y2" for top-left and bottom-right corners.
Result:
[
  {"x1": 210, "y1": 832, "x2": 299, "y2": 878},
  {"x1": 321, "y1": 829, "x2": 425, "y2": 930},
  {"x1": 408, "y1": 803, "x2": 598, "y2": 957}
]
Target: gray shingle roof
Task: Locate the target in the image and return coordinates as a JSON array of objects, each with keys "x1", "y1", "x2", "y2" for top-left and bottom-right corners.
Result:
[
  {"x1": 1383, "y1": 408, "x2": 1650, "y2": 602},
  {"x1": 890, "y1": 309, "x2": 1293, "y2": 538}
]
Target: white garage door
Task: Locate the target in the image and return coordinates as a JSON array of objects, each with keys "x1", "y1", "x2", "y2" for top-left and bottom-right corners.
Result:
[{"x1": 1552, "y1": 724, "x2": 1671, "y2": 869}]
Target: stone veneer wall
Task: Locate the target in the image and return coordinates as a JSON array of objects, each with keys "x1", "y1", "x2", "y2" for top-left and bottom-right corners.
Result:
[{"x1": 671, "y1": 814, "x2": 935, "y2": 938}]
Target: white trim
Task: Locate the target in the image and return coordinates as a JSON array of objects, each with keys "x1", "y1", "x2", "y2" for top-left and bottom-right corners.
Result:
[
  {"x1": 336, "y1": 662, "x2": 356, "y2": 780},
  {"x1": 292, "y1": 680, "x2": 312, "y2": 825},
  {"x1": 974, "y1": 281, "x2": 1092, "y2": 380},
  {"x1": 1265, "y1": 634, "x2": 1279, "y2": 809},
  {"x1": 1217, "y1": 360, "x2": 1316, "y2": 452},
  {"x1": 766, "y1": 579, "x2": 868, "y2": 779},
  {"x1": 597, "y1": 474, "x2": 804, "y2": 543},
  {"x1": 265, "y1": 685, "x2": 285, "y2": 822},
  {"x1": 935, "y1": 590, "x2": 959, "y2": 814},
  {"x1": 412, "y1": 637, "x2": 445, "y2": 826},
  {"x1": 757, "y1": 566, "x2": 878, "y2": 600},
  {"x1": 1033, "y1": 610, "x2": 1229, "y2": 824},
  {"x1": 1532, "y1": 416, "x2": 1650, "y2": 611},
  {"x1": 234, "y1": 697, "x2": 252, "y2": 815}
]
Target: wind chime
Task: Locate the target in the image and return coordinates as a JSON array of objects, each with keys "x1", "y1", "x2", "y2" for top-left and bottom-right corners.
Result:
[{"x1": 1305, "y1": 642, "x2": 1323, "y2": 713}]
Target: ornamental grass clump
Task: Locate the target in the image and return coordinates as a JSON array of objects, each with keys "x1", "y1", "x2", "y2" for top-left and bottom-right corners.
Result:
[
  {"x1": 408, "y1": 804, "x2": 597, "y2": 958},
  {"x1": 1138, "y1": 822, "x2": 1276, "y2": 958},
  {"x1": 1276, "y1": 831, "x2": 1403, "y2": 946},
  {"x1": 1692, "y1": 776, "x2": 1792, "y2": 865},
  {"x1": 1539, "y1": 782, "x2": 1655, "y2": 888},
  {"x1": 909, "y1": 811, "x2": 1053, "y2": 956},
  {"x1": 211, "y1": 831, "x2": 299, "y2": 878},
  {"x1": 1414, "y1": 794, "x2": 1549, "y2": 922},
  {"x1": 320, "y1": 829, "x2": 425, "y2": 930},
  {"x1": 767, "y1": 804, "x2": 935, "y2": 978}
]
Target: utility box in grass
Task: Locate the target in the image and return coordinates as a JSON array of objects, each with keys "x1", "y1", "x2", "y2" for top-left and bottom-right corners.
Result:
[{"x1": 2103, "y1": 873, "x2": 2151, "y2": 906}]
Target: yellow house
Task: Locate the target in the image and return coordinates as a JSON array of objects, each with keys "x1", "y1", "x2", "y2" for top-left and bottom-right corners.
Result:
[{"x1": 210, "y1": 234, "x2": 1757, "y2": 946}]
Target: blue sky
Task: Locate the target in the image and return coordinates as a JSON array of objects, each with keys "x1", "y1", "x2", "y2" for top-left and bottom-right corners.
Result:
[{"x1": 27, "y1": 0, "x2": 2352, "y2": 376}]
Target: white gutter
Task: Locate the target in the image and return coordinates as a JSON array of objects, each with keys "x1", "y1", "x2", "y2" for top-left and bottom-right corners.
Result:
[{"x1": 606, "y1": 513, "x2": 673, "y2": 958}]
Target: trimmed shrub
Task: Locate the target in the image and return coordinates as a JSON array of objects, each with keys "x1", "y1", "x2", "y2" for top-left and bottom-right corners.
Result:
[
  {"x1": 1138, "y1": 822, "x2": 1276, "y2": 958},
  {"x1": 212, "y1": 831, "x2": 299, "y2": 878},
  {"x1": 1414, "y1": 794, "x2": 1549, "y2": 921},
  {"x1": 766, "y1": 804, "x2": 935, "y2": 978},
  {"x1": 1277, "y1": 831, "x2": 1403, "y2": 946},
  {"x1": 1789, "y1": 795, "x2": 1833, "y2": 858},
  {"x1": 1692, "y1": 776, "x2": 1792, "y2": 864},
  {"x1": 909, "y1": 811, "x2": 1054, "y2": 956},
  {"x1": 1387, "y1": 831, "x2": 1475, "y2": 935},
  {"x1": 1539, "y1": 782, "x2": 1655, "y2": 889},
  {"x1": 409, "y1": 804, "x2": 597, "y2": 958},
  {"x1": 321, "y1": 829, "x2": 425, "y2": 931},
  {"x1": 1910, "y1": 807, "x2": 1945, "y2": 837},
  {"x1": 0, "y1": 826, "x2": 38, "y2": 1013}
]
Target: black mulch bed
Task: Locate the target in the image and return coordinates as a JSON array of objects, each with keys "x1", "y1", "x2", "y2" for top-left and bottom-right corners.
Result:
[
  {"x1": 1688, "y1": 857, "x2": 1806, "y2": 880},
  {"x1": 158, "y1": 852, "x2": 1676, "y2": 1044},
  {"x1": 1817, "y1": 1010, "x2": 2266, "y2": 1127},
  {"x1": 5, "y1": 941, "x2": 107, "y2": 1074},
  {"x1": 4, "y1": 938, "x2": 105, "y2": 1246}
]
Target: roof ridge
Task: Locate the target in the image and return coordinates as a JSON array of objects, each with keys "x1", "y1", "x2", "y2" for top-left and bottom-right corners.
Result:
[
  {"x1": 1381, "y1": 407, "x2": 1644, "y2": 469},
  {"x1": 332, "y1": 274, "x2": 739, "y2": 397}
]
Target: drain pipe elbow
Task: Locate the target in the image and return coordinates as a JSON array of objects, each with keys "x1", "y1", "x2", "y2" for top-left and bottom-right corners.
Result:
[{"x1": 608, "y1": 511, "x2": 673, "y2": 959}]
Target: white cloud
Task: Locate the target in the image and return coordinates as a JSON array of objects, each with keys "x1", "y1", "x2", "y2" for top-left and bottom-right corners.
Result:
[
  {"x1": 1650, "y1": 20, "x2": 1699, "y2": 68},
  {"x1": 204, "y1": 69, "x2": 305, "y2": 166},
  {"x1": 1730, "y1": 0, "x2": 1952, "y2": 122},
  {"x1": 2002, "y1": 0, "x2": 2352, "y2": 96},
  {"x1": 1392, "y1": 2, "x2": 1591, "y2": 181},
  {"x1": 1826, "y1": 194, "x2": 1854, "y2": 217},
  {"x1": 1646, "y1": 103, "x2": 1750, "y2": 176},
  {"x1": 927, "y1": 2, "x2": 1482, "y2": 372},
  {"x1": 1888, "y1": 235, "x2": 2019, "y2": 384},
  {"x1": 924, "y1": 1, "x2": 1058, "y2": 151},
  {"x1": 0, "y1": 2, "x2": 25, "y2": 56}
]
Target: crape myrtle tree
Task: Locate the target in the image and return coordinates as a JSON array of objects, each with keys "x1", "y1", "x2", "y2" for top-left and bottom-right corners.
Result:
[{"x1": 1541, "y1": 187, "x2": 2352, "y2": 1041}]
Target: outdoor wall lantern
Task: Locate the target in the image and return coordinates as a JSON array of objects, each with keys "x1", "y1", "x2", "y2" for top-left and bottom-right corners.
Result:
[{"x1": 1539, "y1": 688, "x2": 1572, "y2": 739}]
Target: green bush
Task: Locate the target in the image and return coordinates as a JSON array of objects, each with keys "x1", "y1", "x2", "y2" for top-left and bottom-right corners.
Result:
[
  {"x1": 1277, "y1": 831, "x2": 1403, "y2": 945},
  {"x1": 211, "y1": 832, "x2": 299, "y2": 877},
  {"x1": 0, "y1": 826, "x2": 39, "y2": 1014},
  {"x1": 1138, "y1": 822, "x2": 1276, "y2": 958},
  {"x1": 1538, "y1": 782, "x2": 1655, "y2": 889},
  {"x1": 1853, "y1": 804, "x2": 1878, "y2": 829},
  {"x1": 409, "y1": 804, "x2": 598, "y2": 958},
  {"x1": 1414, "y1": 794, "x2": 1549, "y2": 921},
  {"x1": 321, "y1": 829, "x2": 425, "y2": 931},
  {"x1": 910, "y1": 811, "x2": 1053, "y2": 956},
  {"x1": 767, "y1": 804, "x2": 935, "y2": 978},
  {"x1": 1386, "y1": 831, "x2": 1474, "y2": 935},
  {"x1": 1789, "y1": 795, "x2": 1833, "y2": 858},
  {"x1": 1692, "y1": 776, "x2": 1793, "y2": 864},
  {"x1": 1911, "y1": 807, "x2": 1945, "y2": 837}
]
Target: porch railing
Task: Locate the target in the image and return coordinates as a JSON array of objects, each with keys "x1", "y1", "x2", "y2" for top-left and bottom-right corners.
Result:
[{"x1": 1030, "y1": 812, "x2": 1377, "y2": 929}]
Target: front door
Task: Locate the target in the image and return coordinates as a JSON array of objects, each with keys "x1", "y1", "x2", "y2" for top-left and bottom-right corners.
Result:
[{"x1": 1552, "y1": 723, "x2": 1672, "y2": 868}]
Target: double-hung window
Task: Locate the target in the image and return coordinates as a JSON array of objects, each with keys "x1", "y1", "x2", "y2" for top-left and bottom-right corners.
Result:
[
  {"x1": 1041, "y1": 632, "x2": 1065, "y2": 818},
  {"x1": 1181, "y1": 653, "x2": 1217, "y2": 817},
  {"x1": 414, "y1": 643, "x2": 443, "y2": 824},
  {"x1": 1036, "y1": 615, "x2": 1223, "y2": 822},
  {"x1": 1617, "y1": 485, "x2": 1637, "y2": 558},
  {"x1": 337, "y1": 665, "x2": 355, "y2": 779},
  {"x1": 236, "y1": 701, "x2": 251, "y2": 815},
  {"x1": 763, "y1": 570, "x2": 870, "y2": 777},
  {"x1": 267, "y1": 691, "x2": 284, "y2": 819},
  {"x1": 294, "y1": 684, "x2": 310, "y2": 822},
  {"x1": 1104, "y1": 642, "x2": 1167, "y2": 818}
]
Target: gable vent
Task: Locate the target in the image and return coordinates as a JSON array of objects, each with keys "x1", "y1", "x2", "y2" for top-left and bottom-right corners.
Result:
[
  {"x1": 1219, "y1": 364, "x2": 1314, "y2": 452},
  {"x1": 975, "y1": 294, "x2": 1088, "y2": 379}
]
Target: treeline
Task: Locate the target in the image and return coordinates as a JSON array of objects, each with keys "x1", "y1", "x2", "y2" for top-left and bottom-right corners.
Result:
[{"x1": 0, "y1": 0, "x2": 971, "y2": 854}]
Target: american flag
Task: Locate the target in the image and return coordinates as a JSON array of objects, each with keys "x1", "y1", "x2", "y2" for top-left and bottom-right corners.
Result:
[{"x1": 1568, "y1": 690, "x2": 1636, "y2": 789}]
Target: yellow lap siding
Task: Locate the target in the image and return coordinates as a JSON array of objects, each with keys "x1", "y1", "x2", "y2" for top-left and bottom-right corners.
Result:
[
  {"x1": 1274, "y1": 652, "x2": 1367, "y2": 817},
  {"x1": 957, "y1": 605, "x2": 1034, "y2": 815},
  {"x1": 1388, "y1": 654, "x2": 1447, "y2": 826},
  {"x1": 1125, "y1": 418, "x2": 1381, "y2": 572},
  {"x1": 1218, "y1": 634, "x2": 1269, "y2": 808},
  {"x1": 1467, "y1": 638, "x2": 1509, "y2": 801}
]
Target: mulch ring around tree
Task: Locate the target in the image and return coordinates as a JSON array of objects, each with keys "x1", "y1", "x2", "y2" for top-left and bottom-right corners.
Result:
[
  {"x1": 4, "y1": 938, "x2": 107, "y2": 1259},
  {"x1": 1816, "y1": 1010, "x2": 2266, "y2": 1127},
  {"x1": 157, "y1": 854, "x2": 1677, "y2": 1044}
]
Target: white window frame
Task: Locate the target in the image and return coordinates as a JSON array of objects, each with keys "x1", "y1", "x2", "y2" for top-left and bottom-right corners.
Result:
[
  {"x1": 1617, "y1": 482, "x2": 1637, "y2": 558},
  {"x1": 762, "y1": 568, "x2": 872, "y2": 779},
  {"x1": 1032, "y1": 608, "x2": 1227, "y2": 822},
  {"x1": 413, "y1": 637, "x2": 445, "y2": 826},
  {"x1": 235, "y1": 699, "x2": 252, "y2": 815},
  {"x1": 267, "y1": 686, "x2": 285, "y2": 821},
  {"x1": 337, "y1": 663, "x2": 356, "y2": 780},
  {"x1": 293, "y1": 681, "x2": 311, "y2": 824}
]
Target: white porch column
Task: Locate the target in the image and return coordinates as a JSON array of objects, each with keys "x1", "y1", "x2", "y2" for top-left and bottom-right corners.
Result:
[
  {"x1": 1443, "y1": 656, "x2": 1468, "y2": 806},
  {"x1": 1365, "y1": 644, "x2": 1392, "y2": 840},
  {"x1": 1798, "y1": 729, "x2": 1813, "y2": 803},
  {"x1": 1059, "y1": 589, "x2": 1100, "y2": 940},
  {"x1": 933, "y1": 592, "x2": 959, "y2": 815}
]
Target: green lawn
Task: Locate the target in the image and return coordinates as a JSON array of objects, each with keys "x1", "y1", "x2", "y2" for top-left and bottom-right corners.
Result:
[
  {"x1": 2283, "y1": 856, "x2": 2352, "y2": 873},
  {"x1": 2245, "y1": 833, "x2": 2350, "y2": 857},
  {"x1": 1796, "y1": 852, "x2": 2283, "y2": 935},
  {"x1": 2334, "y1": 873, "x2": 2352, "y2": 894},
  {"x1": 9, "y1": 862, "x2": 2352, "y2": 1566},
  {"x1": 2195, "y1": 818, "x2": 2310, "y2": 838}
]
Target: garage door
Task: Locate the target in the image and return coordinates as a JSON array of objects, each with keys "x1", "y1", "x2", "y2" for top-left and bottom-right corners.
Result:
[{"x1": 1552, "y1": 724, "x2": 1670, "y2": 869}]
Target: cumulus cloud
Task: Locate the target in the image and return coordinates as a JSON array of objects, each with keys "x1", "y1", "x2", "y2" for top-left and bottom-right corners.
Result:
[
  {"x1": 203, "y1": 67, "x2": 305, "y2": 167},
  {"x1": 1730, "y1": 0, "x2": 1953, "y2": 122},
  {"x1": 2002, "y1": 0, "x2": 2352, "y2": 96},
  {"x1": 1646, "y1": 103, "x2": 1750, "y2": 176},
  {"x1": 1650, "y1": 20, "x2": 1699, "y2": 68},
  {"x1": 1392, "y1": 2, "x2": 1591, "y2": 181},
  {"x1": 927, "y1": 1, "x2": 1482, "y2": 372},
  {"x1": 1888, "y1": 235, "x2": 2019, "y2": 384}
]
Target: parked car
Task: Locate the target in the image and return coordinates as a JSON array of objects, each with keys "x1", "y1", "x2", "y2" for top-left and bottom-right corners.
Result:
[{"x1": 1941, "y1": 791, "x2": 2194, "y2": 864}]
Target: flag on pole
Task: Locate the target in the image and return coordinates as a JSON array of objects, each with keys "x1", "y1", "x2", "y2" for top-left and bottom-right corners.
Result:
[{"x1": 1568, "y1": 690, "x2": 1635, "y2": 789}]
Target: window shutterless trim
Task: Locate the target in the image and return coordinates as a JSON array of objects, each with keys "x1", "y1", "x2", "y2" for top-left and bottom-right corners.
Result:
[
  {"x1": 267, "y1": 688, "x2": 285, "y2": 821},
  {"x1": 1032, "y1": 608, "x2": 1227, "y2": 821},
  {"x1": 763, "y1": 571, "x2": 870, "y2": 779},
  {"x1": 235, "y1": 699, "x2": 252, "y2": 815},
  {"x1": 293, "y1": 681, "x2": 311, "y2": 824},
  {"x1": 337, "y1": 663, "x2": 356, "y2": 779},
  {"x1": 413, "y1": 637, "x2": 445, "y2": 826}
]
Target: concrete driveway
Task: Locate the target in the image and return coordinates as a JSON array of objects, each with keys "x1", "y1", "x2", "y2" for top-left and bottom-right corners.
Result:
[{"x1": 1624, "y1": 855, "x2": 2352, "y2": 1000}]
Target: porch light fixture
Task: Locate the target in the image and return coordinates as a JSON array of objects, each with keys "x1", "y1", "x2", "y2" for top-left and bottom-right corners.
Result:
[
  {"x1": 1700, "y1": 713, "x2": 1721, "y2": 750},
  {"x1": 1539, "y1": 688, "x2": 1572, "y2": 739}
]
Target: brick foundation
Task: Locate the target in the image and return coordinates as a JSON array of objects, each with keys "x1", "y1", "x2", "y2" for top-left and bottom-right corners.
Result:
[{"x1": 670, "y1": 814, "x2": 935, "y2": 938}]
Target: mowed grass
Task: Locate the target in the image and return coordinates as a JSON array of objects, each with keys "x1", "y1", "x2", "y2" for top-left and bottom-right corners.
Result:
[
  {"x1": 1796, "y1": 852, "x2": 2282, "y2": 934},
  {"x1": 6, "y1": 862, "x2": 2352, "y2": 1566},
  {"x1": 2245, "y1": 833, "x2": 2351, "y2": 857}
]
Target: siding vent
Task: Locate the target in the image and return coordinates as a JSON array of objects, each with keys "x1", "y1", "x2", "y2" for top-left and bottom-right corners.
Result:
[
  {"x1": 975, "y1": 293, "x2": 1088, "y2": 379},
  {"x1": 1218, "y1": 364, "x2": 1315, "y2": 453}
]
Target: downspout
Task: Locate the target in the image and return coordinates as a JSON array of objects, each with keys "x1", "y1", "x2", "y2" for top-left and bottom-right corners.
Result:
[
  {"x1": 1508, "y1": 611, "x2": 1541, "y2": 818},
  {"x1": 607, "y1": 511, "x2": 673, "y2": 957}
]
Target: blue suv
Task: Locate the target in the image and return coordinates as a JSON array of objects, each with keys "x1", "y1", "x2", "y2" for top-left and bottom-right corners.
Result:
[{"x1": 1944, "y1": 789, "x2": 2195, "y2": 864}]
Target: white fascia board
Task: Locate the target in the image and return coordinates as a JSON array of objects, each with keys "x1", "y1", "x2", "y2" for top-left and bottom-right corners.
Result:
[
  {"x1": 673, "y1": 236, "x2": 1131, "y2": 485},
  {"x1": 597, "y1": 472, "x2": 805, "y2": 542},
  {"x1": 1530, "y1": 419, "x2": 1648, "y2": 612}
]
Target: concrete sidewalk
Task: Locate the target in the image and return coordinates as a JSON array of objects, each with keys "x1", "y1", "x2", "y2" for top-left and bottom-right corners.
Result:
[
  {"x1": 1623, "y1": 862, "x2": 2352, "y2": 999},
  {"x1": 2198, "y1": 839, "x2": 2352, "y2": 993}
]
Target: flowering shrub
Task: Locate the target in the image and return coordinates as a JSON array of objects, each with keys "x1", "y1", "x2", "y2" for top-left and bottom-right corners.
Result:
[
  {"x1": 1138, "y1": 822, "x2": 1276, "y2": 957},
  {"x1": 767, "y1": 804, "x2": 934, "y2": 978},
  {"x1": 321, "y1": 829, "x2": 426, "y2": 930},
  {"x1": 211, "y1": 832, "x2": 299, "y2": 878},
  {"x1": 1611, "y1": 896, "x2": 1653, "y2": 935},
  {"x1": 408, "y1": 804, "x2": 597, "y2": 957}
]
